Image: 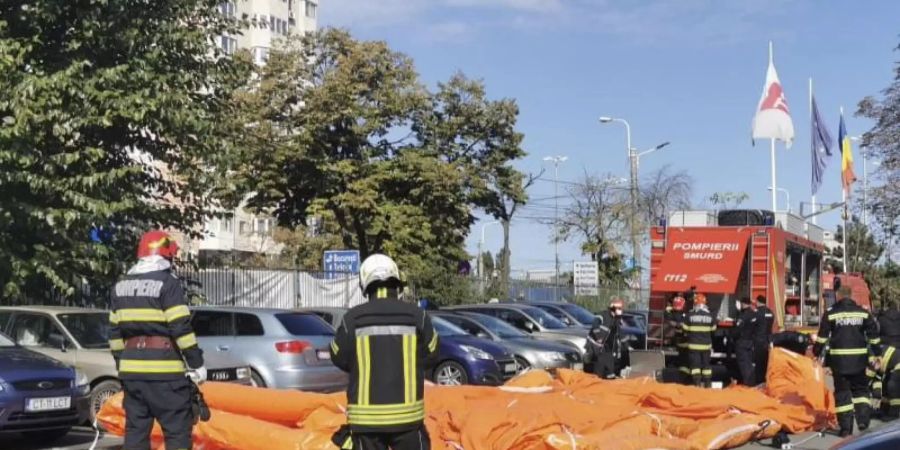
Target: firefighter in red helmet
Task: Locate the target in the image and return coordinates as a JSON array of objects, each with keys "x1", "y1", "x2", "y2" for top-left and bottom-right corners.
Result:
[
  {"x1": 109, "y1": 230, "x2": 205, "y2": 450},
  {"x1": 684, "y1": 293, "x2": 716, "y2": 387}
]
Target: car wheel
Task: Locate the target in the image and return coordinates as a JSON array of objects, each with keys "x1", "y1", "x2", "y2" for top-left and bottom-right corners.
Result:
[
  {"x1": 434, "y1": 361, "x2": 469, "y2": 386},
  {"x1": 90, "y1": 380, "x2": 122, "y2": 425},
  {"x1": 250, "y1": 369, "x2": 267, "y2": 388},
  {"x1": 21, "y1": 427, "x2": 71, "y2": 444},
  {"x1": 514, "y1": 356, "x2": 531, "y2": 373}
]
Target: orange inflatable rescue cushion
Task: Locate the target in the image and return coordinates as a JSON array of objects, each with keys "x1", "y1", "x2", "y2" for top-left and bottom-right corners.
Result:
[{"x1": 98, "y1": 347, "x2": 833, "y2": 449}]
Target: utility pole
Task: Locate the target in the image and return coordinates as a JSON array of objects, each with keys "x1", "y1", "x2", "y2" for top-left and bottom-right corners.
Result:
[{"x1": 543, "y1": 156, "x2": 567, "y2": 301}]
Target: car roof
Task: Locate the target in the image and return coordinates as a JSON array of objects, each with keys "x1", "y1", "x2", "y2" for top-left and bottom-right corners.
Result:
[
  {"x1": 190, "y1": 306, "x2": 318, "y2": 315},
  {"x1": 0, "y1": 306, "x2": 106, "y2": 314},
  {"x1": 296, "y1": 307, "x2": 348, "y2": 313}
]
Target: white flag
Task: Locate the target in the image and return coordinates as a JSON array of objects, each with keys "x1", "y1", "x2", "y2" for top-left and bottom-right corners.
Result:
[{"x1": 752, "y1": 48, "x2": 794, "y2": 147}]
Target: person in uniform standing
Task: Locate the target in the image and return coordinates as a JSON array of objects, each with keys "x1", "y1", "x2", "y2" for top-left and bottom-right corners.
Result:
[
  {"x1": 108, "y1": 231, "x2": 206, "y2": 450},
  {"x1": 665, "y1": 296, "x2": 689, "y2": 383},
  {"x1": 813, "y1": 286, "x2": 881, "y2": 436},
  {"x1": 329, "y1": 254, "x2": 439, "y2": 450},
  {"x1": 585, "y1": 317, "x2": 616, "y2": 379},
  {"x1": 733, "y1": 297, "x2": 758, "y2": 386},
  {"x1": 754, "y1": 295, "x2": 775, "y2": 384},
  {"x1": 683, "y1": 294, "x2": 716, "y2": 388},
  {"x1": 876, "y1": 343, "x2": 900, "y2": 420},
  {"x1": 879, "y1": 301, "x2": 900, "y2": 348}
]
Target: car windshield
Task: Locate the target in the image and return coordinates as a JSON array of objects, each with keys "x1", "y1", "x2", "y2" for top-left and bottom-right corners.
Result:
[
  {"x1": 58, "y1": 313, "x2": 111, "y2": 349},
  {"x1": 0, "y1": 332, "x2": 13, "y2": 347},
  {"x1": 520, "y1": 307, "x2": 568, "y2": 329},
  {"x1": 464, "y1": 313, "x2": 527, "y2": 339},
  {"x1": 432, "y1": 316, "x2": 468, "y2": 337},
  {"x1": 275, "y1": 313, "x2": 334, "y2": 336},
  {"x1": 558, "y1": 304, "x2": 597, "y2": 325}
]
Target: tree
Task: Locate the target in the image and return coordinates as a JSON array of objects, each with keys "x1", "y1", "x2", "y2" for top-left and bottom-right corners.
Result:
[
  {"x1": 232, "y1": 30, "x2": 526, "y2": 301},
  {"x1": 857, "y1": 40, "x2": 900, "y2": 254},
  {"x1": 827, "y1": 222, "x2": 884, "y2": 274},
  {"x1": 0, "y1": 1, "x2": 248, "y2": 300},
  {"x1": 557, "y1": 172, "x2": 630, "y2": 285},
  {"x1": 638, "y1": 165, "x2": 694, "y2": 232}
]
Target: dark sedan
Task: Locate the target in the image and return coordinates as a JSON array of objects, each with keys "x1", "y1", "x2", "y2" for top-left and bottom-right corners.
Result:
[{"x1": 0, "y1": 332, "x2": 90, "y2": 445}]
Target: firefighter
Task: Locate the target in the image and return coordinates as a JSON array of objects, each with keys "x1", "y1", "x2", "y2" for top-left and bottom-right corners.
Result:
[
  {"x1": 109, "y1": 230, "x2": 205, "y2": 450},
  {"x1": 754, "y1": 295, "x2": 775, "y2": 384},
  {"x1": 665, "y1": 296, "x2": 689, "y2": 383},
  {"x1": 585, "y1": 317, "x2": 616, "y2": 379},
  {"x1": 683, "y1": 294, "x2": 716, "y2": 387},
  {"x1": 600, "y1": 299, "x2": 631, "y2": 377},
  {"x1": 733, "y1": 297, "x2": 758, "y2": 386},
  {"x1": 877, "y1": 344, "x2": 900, "y2": 420},
  {"x1": 329, "y1": 254, "x2": 439, "y2": 450},
  {"x1": 813, "y1": 286, "x2": 881, "y2": 436},
  {"x1": 880, "y1": 301, "x2": 900, "y2": 348}
]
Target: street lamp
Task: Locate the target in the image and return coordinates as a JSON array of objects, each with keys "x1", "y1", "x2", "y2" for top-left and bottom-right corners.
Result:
[
  {"x1": 543, "y1": 156, "x2": 567, "y2": 300},
  {"x1": 599, "y1": 116, "x2": 671, "y2": 288},
  {"x1": 477, "y1": 220, "x2": 502, "y2": 294},
  {"x1": 767, "y1": 186, "x2": 791, "y2": 213}
]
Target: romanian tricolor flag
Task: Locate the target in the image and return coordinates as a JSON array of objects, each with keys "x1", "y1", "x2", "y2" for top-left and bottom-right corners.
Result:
[{"x1": 838, "y1": 113, "x2": 857, "y2": 194}]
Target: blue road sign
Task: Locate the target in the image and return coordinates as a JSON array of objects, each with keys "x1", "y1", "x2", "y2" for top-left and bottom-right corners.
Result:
[{"x1": 323, "y1": 250, "x2": 361, "y2": 278}]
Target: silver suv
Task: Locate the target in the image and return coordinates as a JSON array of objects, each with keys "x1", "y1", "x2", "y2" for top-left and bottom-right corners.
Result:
[{"x1": 189, "y1": 307, "x2": 348, "y2": 392}]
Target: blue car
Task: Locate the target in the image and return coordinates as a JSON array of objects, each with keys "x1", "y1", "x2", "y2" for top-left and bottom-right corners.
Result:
[
  {"x1": 0, "y1": 331, "x2": 90, "y2": 444},
  {"x1": 429, "y1": 316, "x2": 517, "y2": 386}
]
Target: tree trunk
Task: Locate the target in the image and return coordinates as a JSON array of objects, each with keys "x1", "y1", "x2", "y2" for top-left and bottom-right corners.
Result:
[{"x1": 501, "y1": 219, "x2": 511, "y2": 298}]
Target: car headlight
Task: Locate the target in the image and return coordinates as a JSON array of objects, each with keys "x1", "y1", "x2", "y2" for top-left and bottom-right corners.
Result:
[
  {"x1": 75, "y1": 369, "x2": 90, "y2": 395},
  {"x1": 0, "y1": 376, "x2": 6, "y2": 393},
  {"x1": 236, "y1": 367, "x2": 251, "y2": 380},
  {"x1": 541, "y1": 352, "x2": 567, "y2": 362},
  {"x1": 460, "y1": 345, "x2": 494, "y2": 360}
]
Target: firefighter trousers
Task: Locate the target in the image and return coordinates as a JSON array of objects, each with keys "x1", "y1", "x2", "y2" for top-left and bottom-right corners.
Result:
[
  {"x1": 833, "y1": 372, "x2": 871, "y2": 432},
  {"x1": 885, "y1": 370, "x2": 900, "y2": 420},
  {"x1": 123, "y1": 379, "x2": 193, "y2": 450},
  {"x1": 735, "y1": 340, "x2": 755, "y2": 386},
  {"x1": 349, "y1": 427, "x2": 431, "y2": 450},
  {"x1": 753, "y1": 341, "x2": 770, "y2": 385},
  {"x1": 676, "y1": 345, "x2": 690, "y2": 384},
  {"x1": 687, "y1": 350, "x2": 712, "y2": 387}
]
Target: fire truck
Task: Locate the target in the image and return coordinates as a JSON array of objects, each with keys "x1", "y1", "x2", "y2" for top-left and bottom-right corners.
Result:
[{"x1": 646, "y1": 209, "x2": 873, "y2": 381}]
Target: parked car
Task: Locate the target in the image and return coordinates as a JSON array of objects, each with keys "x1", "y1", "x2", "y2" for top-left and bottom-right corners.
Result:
[
  {"x1": 432, "y1": 311, "x2": 583, "y2": 371},
  {"x1": 0, "y1": 331, "x2": 90, "y2": 445},
  {"x1": 0, "y1": 306, "x2": 252, "y2": 424},
  {"x1": 189, "y1": 307, "x2": 348, "y2": 392},
  {"x1": 524, "y1": 302, "x2": 596, "y2": 328},
  {"x1": 446, "y1": 304, "x2": 588, "y2": 356},
  {"x1": 296, "y1": 307, "x2": 347, "y2": 329},
  {"x1": 429, "y1": 316, "x2": 517, "y2": 386}
]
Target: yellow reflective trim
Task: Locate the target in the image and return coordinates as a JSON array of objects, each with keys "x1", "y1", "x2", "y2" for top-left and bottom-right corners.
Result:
[
  {"x1": 682, "y1": 325, "x2": 716, "y2": 332},
  {"x1": 835, "y1": 404, "x2": 854, "y2": 413},
  {"x1": 342, "y1": 437, "x2": 353, "y2": 449},
  {"x1": 686, "y1": 344, "x2": 712, "y2": 351},
  {"x1": 884, "y1": 347, "x2": 896, "y2": 366},
  {"x1": 869, "y1": 337, "x2": 882, "y2": 345},
  {"x1": 164, "y1": 305, "x2": 190, "y2": 322},
  {"x1": 175, "y1": 332, "x2": 197, "y2": 349},
  {"x1": 330, "y1": 340, "x2": 339, "y2": 354},
  {"x1": 356, "y1": 336, "x2": 371, "y2": 405},
  {"x1": 828, "y1": 348, "x2": 868, "y2": 355},
  {"x1": 403, "y1": 335, "x2": 411, "y2": 404},
  {"x1": 815, "y1": 337, "x2": 828, "y2": 344},
  {"x1": 428, "y1": 332, "x2": 438, "y2": 353},
  {"x1": 830, "y1": 312, "x2": 869, "y2": 320},
  {"x1": 119, "y1": 359, "x2": 185, "y2": 373},
  {"x1": 116, "y1": 308, "x2": 166, "y2": 322},
  {"x1": 109, "y1": 338, "x2": 125, "y2": 351},
  {"x1": 852, "y1": 397, "x2": 870, "y2": 404},
  {"x1": 376, "y1": 287, "x2": 388, "y2": 299},
  {"x1": 109, "y1": 311, "x2": 119, "y2": 324},
  {"x1": 348, "y1": 401, "x2": 424, "y2": 413},
  {"x1": 678, "y1": 367, "x2": 691, "y2": 374},
  {"x1": 890, "y1": 399, "x2": 900, "y2": 406},
  {"x1": 349, "y1": 410, "x2": 425, "y2": 425},
  {"x1": 690, "y1": 368, "x2": 700, "y2": 375}
]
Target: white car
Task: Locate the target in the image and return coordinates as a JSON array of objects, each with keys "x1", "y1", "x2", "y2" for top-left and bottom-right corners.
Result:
[{"x1": 0, "y1": 306, "x2": 251, "y2": 424}]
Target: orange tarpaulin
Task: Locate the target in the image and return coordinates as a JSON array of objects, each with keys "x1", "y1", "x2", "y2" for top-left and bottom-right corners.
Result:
[{"x1": 99, "y1": 348, "x2": 836, "y2": 450}]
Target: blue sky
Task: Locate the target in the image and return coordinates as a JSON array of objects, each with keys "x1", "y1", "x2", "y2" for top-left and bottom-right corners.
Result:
[{"x1": 321, "y1": 0, "x2": 900, "y2": 272}]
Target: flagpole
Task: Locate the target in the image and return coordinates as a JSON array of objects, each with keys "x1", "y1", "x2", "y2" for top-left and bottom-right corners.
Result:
[
  {"x1": 768, "y1": 41, "x2": 778, "y2": 214},
  {"x1": 809, "y1": 77, "x2": 817, "y2": 224},
  {"x1": 840, "y1": 105, "x2": 849, "y2": 272}
]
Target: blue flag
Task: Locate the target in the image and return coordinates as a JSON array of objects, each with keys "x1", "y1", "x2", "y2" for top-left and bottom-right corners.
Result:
[{"x1": 810, "y1": 96, "x2": 833, "y2": 196}]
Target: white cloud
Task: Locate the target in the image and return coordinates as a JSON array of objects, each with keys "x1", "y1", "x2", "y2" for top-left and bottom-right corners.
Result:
[
  {"x1": 424, "y1": 21, "x2": 476, "y2": 43},
  {"x1": 320, "y1": 0, "x2": 430, "y2": 28}
]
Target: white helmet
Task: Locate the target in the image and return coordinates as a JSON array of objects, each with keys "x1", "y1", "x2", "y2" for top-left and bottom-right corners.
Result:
[{"x1": 359, "y1": 254, "x2": 401, "y2": 293}]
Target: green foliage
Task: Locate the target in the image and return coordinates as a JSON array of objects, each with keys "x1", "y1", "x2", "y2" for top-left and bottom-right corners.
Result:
[
  {"x1": 232, "y1": 29, "x2": 526, "y2": 298},
  {"x1": 708, "y1": 192, "x2": 750, "y2": 209},
  {"x1": 0, "y1": 1, "x2": 249, "y2": 300},
  {"x1": 827, "y1": 222, "x2": 884, "y2": 274}
]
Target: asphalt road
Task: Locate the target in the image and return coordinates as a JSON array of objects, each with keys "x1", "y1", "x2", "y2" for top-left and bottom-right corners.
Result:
[{"x1": 0, "y1": 427, "x2": 122, "y2": 450}]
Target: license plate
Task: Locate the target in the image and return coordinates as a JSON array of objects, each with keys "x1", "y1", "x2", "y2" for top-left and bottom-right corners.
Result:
[
  {"x1": 208, "y1": 369, "x2": 237, "y2": 382},
  {"x1": 26, "y1": 396, "x2": 71, "y2": 412},
  {"x1": 317, "y1": 350, "x2": 331, "y2": 360},
  {"x1": 573, "y1": 363, "x2": 584, "y2": 371},
  {"x1": 504, "y1": 363, "x2": 517, "y2": 373}
]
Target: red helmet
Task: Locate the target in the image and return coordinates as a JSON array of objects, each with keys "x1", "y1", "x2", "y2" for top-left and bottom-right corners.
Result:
[
  {"x1": 137, "y1": 230, "x2": 179, "y2": 260},
  {"x1": 694, "y1": 293, "x2": 707, "y2": 306},
  {"x1": 672, "y1": 296, "x2": 686, "y2": 311},
  {"x1": 609, "y1": 298, "x2": 625, "y2": 310}
]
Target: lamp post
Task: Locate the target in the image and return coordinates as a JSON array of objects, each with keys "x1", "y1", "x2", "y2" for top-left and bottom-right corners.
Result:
[
  {"x1": 543, "y1": 156, "x2": 567, "y2": 300},
  {"x1": 599, "y1": 116, "x2": 670, "y2": 288}
]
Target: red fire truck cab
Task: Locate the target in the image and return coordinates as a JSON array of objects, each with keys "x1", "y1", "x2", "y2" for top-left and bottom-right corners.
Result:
[{"x1": 648, "y1": 210, "x2": 832, "y2": 365}]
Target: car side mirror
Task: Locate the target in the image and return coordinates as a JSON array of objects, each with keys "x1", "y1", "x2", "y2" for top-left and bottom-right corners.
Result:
[
  {"x1": 524, "y1": 322, "x2": 536, "y2": 333},
  {"x1": 48, "y1": 333, "x2": 68, "y2": 353},
  {"x1": 476, "y1": 331, "x2": 489, "y2": 339}
]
